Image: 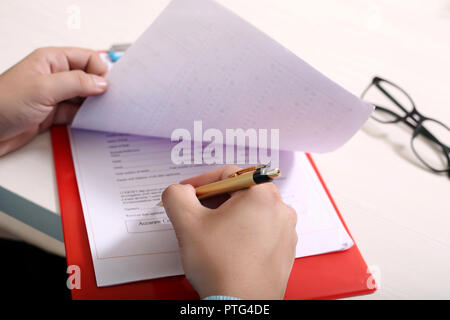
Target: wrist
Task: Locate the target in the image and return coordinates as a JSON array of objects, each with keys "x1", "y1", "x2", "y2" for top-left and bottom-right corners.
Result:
[
  {"x1": 197, "y1": 275, "x2": 258, "y2": 300},
  {"x1": 203, "y1": 295, "x2": 241, "y2": 300}
]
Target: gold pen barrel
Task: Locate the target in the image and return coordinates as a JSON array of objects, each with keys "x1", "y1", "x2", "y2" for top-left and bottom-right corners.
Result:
[
  {"x1": 196, "y1": 172, "x2": 256, "y2": 200},
  {"x1": 156, "y1": 167, "x2": 280, "y2": 206}
]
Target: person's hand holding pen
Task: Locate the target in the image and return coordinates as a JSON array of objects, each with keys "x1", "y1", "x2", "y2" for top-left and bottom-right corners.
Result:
[{"x1": 162, "y1": 165, "x2": 298, "y2": 300}]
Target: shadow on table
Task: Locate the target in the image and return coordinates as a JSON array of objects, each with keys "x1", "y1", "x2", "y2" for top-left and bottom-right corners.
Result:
[{"x1": 361, "y1": 120, "x2": 431, "y2": 173}]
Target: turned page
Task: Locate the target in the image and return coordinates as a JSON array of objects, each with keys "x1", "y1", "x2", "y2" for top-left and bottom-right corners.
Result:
[{"x1": 72, "y1": 0, "x2": 373, "y2": 152}]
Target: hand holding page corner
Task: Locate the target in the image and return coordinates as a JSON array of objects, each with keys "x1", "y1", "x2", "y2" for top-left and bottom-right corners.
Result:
[{"x1": 72, "y1": 0, "x2": 372, "y2": 152}]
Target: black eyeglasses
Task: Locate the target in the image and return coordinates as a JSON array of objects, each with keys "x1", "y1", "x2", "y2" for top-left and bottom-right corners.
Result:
[{"x1": 361, "y1": 76, "x2": 449, "y2": 177}]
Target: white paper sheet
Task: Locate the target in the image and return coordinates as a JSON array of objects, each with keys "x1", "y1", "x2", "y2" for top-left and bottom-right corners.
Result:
[
  {"x1": 69, "y1": 128, "x2": 353, "y2": 286},
  {"x1": 72, "y1": 0, "x2": 373, "y2": 152}
]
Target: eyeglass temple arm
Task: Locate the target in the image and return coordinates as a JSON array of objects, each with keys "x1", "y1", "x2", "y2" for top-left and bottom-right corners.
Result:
[{"x1": 374, "y1": 82, "x2": 411, "y2": 115}]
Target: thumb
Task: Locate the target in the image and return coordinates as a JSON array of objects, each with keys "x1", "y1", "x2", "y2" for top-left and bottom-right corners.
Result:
[
  {"x1": 42, "y1": 70, "x2": 108, "y2": 103},
  {"x1": 162, "y1": 184, "x2": 207, "y2": 234}
]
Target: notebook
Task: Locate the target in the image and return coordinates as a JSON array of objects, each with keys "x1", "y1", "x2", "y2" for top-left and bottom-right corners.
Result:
[{"x1": 67, "y1": 0, "x2": 373, "y2": 288}]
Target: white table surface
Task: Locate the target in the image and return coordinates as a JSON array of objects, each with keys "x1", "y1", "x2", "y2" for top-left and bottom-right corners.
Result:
[{"x1": 0, "y1": 0, "x2": 449, "y2": 299}]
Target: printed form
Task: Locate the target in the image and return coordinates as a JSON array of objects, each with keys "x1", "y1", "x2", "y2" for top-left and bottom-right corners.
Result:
[{"x1": 69, "y1": 129, "x2": 353, "y2": 286}]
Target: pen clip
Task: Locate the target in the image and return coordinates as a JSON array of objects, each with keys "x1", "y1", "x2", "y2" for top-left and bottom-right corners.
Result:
[{"x1": 228, "y1": 164, "x2": 267, "y2": 178}]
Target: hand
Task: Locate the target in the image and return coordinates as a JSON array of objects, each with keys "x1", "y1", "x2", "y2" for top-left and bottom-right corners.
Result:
[
  {"x1": 162, "y1": 166, "x2": 298, "y2": 299},
  {"x1": 0, "y1": 47, "x2": 108, "y2": 156}
]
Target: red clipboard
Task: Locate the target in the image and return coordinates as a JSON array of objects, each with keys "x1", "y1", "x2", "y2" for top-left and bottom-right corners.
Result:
[{"x1": 51, "y1": 125, "x2": 376, "y2": 300}]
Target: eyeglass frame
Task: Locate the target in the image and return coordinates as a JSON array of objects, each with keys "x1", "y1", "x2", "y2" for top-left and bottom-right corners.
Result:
[{"x1": 361, "y1": 76, "x2": 450, "y2": 176}]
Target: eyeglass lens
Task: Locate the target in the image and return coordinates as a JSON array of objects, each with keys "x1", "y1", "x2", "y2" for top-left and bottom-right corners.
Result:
[{"x1": 412, "y1": 119, "x2": 450, "y2": 171}]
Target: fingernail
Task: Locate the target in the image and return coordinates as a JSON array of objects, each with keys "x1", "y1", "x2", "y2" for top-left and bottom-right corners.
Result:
[{"x1": 92, "y1": 75, "x2": 108, "y2": 90}]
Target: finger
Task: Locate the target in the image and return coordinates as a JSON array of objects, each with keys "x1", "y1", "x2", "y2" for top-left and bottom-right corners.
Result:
[
  {"x1": 199, "y1": 193, "x2": 230, "y2": 210},
  {"x1": 52, "y1": 101, "x2": 81, "y2": 125},
  {"x1": 162, "y1": 184, "x2": 208, "y2": 231},
  {"x1": 36, "y1": 101, "x2": 81, "y2": 132},
  {"x1": 38, "y1": 105, "x2": 57, "y2": 133},
  {"x1": 62, "y1": 47, "x2": 108, "y2": 75},
  {"x1": 232, "y1": 181, "x2": 281, "y2": 201},
  {"x1": 180, "y1": 165, "x2": 241, "y2": 187},
  {"x1": 39, "y1": 47, "x2": 108, "y2": 76},
  {"x1": 65, "y1": 96, "x2": 85, "y2": 105},
  {"x1": 42, "y1": 70, "x2": 108, "y2": 103}
]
